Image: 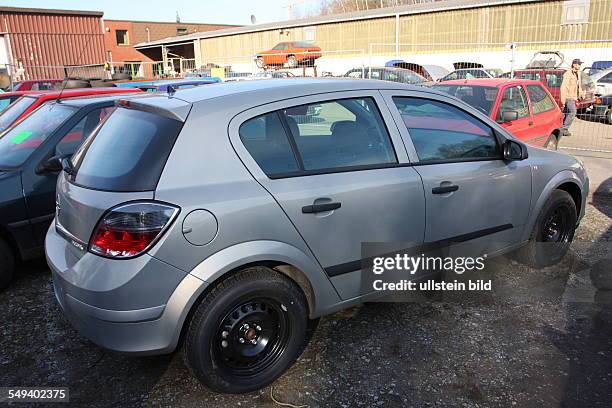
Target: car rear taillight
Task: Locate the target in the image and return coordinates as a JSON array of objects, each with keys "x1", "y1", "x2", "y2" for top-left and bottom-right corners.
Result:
[{"x1": 89, "y1": 201, "x2": 179, "y2": 259}]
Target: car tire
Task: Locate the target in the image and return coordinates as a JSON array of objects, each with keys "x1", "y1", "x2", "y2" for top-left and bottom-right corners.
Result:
[
  {"x1": 545, "y1": 134, "x2": 558, "y2": 150},
  {"x1": 255, "y1": 57, "x2": 266, "y2": 69},
  {"x1": 517, "y1": 190, "x2": 577, "y2": 268},
  {"x1": 183, "y1": 266, "x2": 311, "y2": 394},
  {"x1": 0, "y1": 237, "x2": 15, "y2": 291},
  {"x1": 287, "y1": 55, "x2": 298, "y2": 68}
]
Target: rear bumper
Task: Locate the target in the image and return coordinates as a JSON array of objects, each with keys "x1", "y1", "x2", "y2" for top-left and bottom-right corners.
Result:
[{"x1": 46, "y1": 224, "x2": 209, "y2": 355}]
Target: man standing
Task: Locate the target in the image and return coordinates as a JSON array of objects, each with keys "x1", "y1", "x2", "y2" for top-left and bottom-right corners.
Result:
[{"x1": 560, "y1": 58, "x2": 584, "y2": 136}]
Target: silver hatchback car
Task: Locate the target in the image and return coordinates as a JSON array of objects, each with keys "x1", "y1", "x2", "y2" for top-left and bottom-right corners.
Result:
[{"x1": 46, "y1": 79, "x2": 588, "y2": 393}]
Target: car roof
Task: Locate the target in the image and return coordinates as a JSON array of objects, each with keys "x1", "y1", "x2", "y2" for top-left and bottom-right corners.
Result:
[
  {"x1": 436, "y1": 78, "x2": 543, "y2": 87},
  {"x1": 128, "y1": 78, "x2": 440, "y2": 106}
]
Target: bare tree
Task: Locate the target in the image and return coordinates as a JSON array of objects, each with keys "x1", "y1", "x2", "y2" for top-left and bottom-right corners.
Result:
[{"x1": 315, "y1": 0, "x2": 441, "y2": 16}]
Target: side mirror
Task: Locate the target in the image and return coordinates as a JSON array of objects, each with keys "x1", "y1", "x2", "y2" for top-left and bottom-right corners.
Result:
[
  {"x1": 502, "y1": 139, "x2": 528, "y2": 161},
  {"x1": 36, "y1": 154, "x2": 67, "y2": 174},
  {"x1": 498, "y1": 110, "x2": 519, "y2": 123}
]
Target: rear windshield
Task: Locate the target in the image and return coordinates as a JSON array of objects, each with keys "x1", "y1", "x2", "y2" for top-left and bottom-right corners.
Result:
[
  {"x1": 69, "y1": 107, "x2": 183, "y2": 192},
  {"x1": 0, "y1": 103, "x2": 75, "y2": 169},
  {"x1": 0, "y1": 96, "x2": 37, "y2": 132}
]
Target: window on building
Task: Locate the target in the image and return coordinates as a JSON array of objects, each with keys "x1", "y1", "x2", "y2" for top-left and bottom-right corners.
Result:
[
  {"x1": 177, "y1": 27, "x2": 188, "y2": 35},
  {"x1": 561, "y1": 0, "x2": 590, "y2": 25},
  {"x1": 116, "y1": 30, "x2": 129, "y2": 45}
]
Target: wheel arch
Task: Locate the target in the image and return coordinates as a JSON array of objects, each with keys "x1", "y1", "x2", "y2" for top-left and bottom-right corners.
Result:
[{"x1": 522, "y1": 170, "x2": 585, "y2": 242}]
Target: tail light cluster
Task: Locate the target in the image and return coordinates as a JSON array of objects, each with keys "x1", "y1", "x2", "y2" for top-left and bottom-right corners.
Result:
[{"x1": 89, "y1": 201, "x2": 179, "y2": 259}]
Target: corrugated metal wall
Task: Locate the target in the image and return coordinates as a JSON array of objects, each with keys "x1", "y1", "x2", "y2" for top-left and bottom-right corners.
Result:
[
  {"x1": 0, "y1": 10, "x2": 106, "y2": 79},
  {"x1": 197, "y1": 0, "x2": 612, "y2": 63}
]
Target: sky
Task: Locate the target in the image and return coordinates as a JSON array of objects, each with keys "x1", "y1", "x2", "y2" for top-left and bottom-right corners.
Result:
[{"x1": 1, "y1": 0, "x2": 304, "y2": 25}]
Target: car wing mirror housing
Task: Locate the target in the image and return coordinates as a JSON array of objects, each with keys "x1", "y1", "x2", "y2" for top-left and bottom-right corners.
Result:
[
  {"x1": 498, "y1": 110, "x2": 519, "y2": 123},
  {"x1": 502, "y1": 139, "x2": 528, "y2": 161},
  {"x1": 36, "y1": 154, "x2": 69, "y2": 174}
]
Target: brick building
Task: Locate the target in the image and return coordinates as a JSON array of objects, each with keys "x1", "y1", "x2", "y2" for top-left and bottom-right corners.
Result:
[{"x1": 103, "y1": 19, "x2": 238, "y2": 63}]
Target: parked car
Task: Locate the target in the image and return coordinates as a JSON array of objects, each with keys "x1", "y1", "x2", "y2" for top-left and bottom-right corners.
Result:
[
  {"x1": 344, "y1": 67, "x2": 427, "y2": 85},
  {"x1": 46, "y1": 79, "x2": 587, "y2": 394},
  {"x1": 585, "y1": 60, "x2": 612, "y2": 76},
  {"x1": 512, "y1": 68, "x2": 596, "y2": 111},
  {"x1": 439, "y1": 68, "x2": 503, "y2": 81},
  {"x1": 138, "y1": 78, "x2": 219, "y2": 92},
  {"x1": 255, "y1": 41, "x2": 322, "y2": 68},
  {"x1": 12, "y1": 79, "x2": 63, "y2": 91},
  {"x1": 239, "y1": 71, "x2": 296, "y2": 81},
  {"x1": 0, "y1": 93, "x2": 145, "y2": 290},
  {"x1": 592, "y1": 94, "x2": 612, "y2": 124},
  {"x1": 434, "y1": 79, "x2": 563, "y2": 149},
  {"x1": 384, "y1": 60, "x2": 449, "y2": 81},
  {"x1": 590, "y1": 68, "x2": 612, "y2": 96},
  {"x1": 0, "y1": 87, "x2": 141, "y2": 134}
]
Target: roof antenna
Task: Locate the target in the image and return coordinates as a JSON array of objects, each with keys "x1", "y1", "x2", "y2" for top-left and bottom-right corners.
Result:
[{"x1": 55, "y1": 34, "x2": 94, "y2": 104}]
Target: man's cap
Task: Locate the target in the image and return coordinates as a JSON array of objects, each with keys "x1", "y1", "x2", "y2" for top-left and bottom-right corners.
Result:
[{"x1": 572, "y1": 58, "x2": 584, "y2": 65}]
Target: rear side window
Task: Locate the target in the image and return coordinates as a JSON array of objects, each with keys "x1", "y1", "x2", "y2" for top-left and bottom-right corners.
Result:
[
  {"x1": 239, "y1": 112, "x2": 299, "y2": 176},
  {"x1": 281, "y1": 98, "x2": 396, "y2": 171},
  {"x1": 393, "y1": 97, "x2": 499, "y2": 163},
  {"x1": 527, "y1": 85, "x2": 556, "y2": 115},
  {"x1": 70, "y1": 108, "x2": 183, "y2": 192}
]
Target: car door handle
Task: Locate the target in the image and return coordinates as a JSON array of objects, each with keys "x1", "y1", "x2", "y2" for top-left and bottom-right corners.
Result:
[
  {"x1": 528, "y1": 121, "x2": 534, "y2": 126},
  {"x1": 432, "y1": 185, "x2": 459, "y2": 194},
  {"x1": 302, "y1": 202, "x2": 341, "y2": 214}
]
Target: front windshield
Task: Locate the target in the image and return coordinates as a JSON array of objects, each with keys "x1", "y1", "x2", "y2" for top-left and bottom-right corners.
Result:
[
  {"x1": 0, "y1": 96, "x2": 37, "y2": 132},
  {"x1": 432, "y1": 85, "x2": 499, "y2": 115},
  {"x1": 0, "y1": 103, "x2": 75, "y2": 169}
]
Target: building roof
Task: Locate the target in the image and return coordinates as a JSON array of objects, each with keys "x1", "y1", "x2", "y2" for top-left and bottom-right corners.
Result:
[
  {"x1": 0, "y1": 6, "x2": 102, "y2": 17},
  {"x1": 104, "y1": 19, "x2": 237, "y2": 27},
  {"x1": 135, "y1": 0, "x2": 540, "y2": 49}
]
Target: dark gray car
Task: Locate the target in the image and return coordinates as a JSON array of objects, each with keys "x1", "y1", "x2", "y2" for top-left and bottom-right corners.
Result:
[{"x1": 46, "y1": 79, "x2": 588, "y2": 394}]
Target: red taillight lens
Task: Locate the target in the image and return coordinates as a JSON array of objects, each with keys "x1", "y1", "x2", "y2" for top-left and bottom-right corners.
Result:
[
  {"x1": 596, "y1": 98, "x2": 603, "y2": 104},
  {"x1": 89, "y1": 202, "x2": 179, "y2": 259}
]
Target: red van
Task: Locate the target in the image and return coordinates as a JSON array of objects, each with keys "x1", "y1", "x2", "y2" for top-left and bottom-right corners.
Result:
[{"x1": 433, "y1": 78, "x2": 564, "y2": 149}]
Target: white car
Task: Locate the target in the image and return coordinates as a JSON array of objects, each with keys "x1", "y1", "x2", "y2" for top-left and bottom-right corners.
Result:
[{"x1": 591, "y1": 68, "x2": 612, "y2": 96}]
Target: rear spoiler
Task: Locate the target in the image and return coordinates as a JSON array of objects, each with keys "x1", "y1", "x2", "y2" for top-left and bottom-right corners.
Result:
[{"x1": 114, "y1": 97, "x2": 192, "y2": 122}]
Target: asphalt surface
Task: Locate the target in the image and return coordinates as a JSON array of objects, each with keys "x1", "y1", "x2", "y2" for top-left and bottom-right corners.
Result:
[{"x1": 1, "y1": 157, "x2": 611, "y2": 408}]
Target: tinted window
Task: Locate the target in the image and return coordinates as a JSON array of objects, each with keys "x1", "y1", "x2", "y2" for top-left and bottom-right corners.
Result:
[
  {"x1": 272, "y1": 43, "x2": 287, "y2": 50},
  {"x1": 239, "y1": 112, "x2": 299, "y2": 176},
  {"x1": 0, "y1": 103, "x2": 75, "y2": 168},
  {"x1": 56, "y1": 107, "x2": 114, "y2": 156},
  {"x1": 70, "y1": 108, "x2": 183, "y2": 192},
  {"x1": 393, "y1": 97, "x2": 499, "y2": 162},
  {"x1": 527, "y1": 85, "x2": 556, "y2": 115},
  {"x1": 0, "y1": 96, "x2": 37, "y2": 132},
  {"x1": 282, "y1": 98, "x2": 396, "y2": 171},
  {"x1": 432, "y1": 85, "x2": 498, "y2": 115},
  {"x1": 600, "y1": 72, "x2": 612, "y2": 83},
  {"x1": 293, "y1": 41, "x2": 313, "y2": 48},
  {"x1": 498, "y1": 86, "x2": 530, "y2": 120}
]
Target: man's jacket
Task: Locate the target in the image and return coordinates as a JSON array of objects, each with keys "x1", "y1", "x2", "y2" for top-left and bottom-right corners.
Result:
[{"x1": 560, "y1": 69, "x2": 583, "y2": 105}]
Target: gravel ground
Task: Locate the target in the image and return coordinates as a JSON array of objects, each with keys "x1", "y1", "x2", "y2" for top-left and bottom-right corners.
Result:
[{"x1": 1, "y1": 170, "x2": 610, "y2": 408}]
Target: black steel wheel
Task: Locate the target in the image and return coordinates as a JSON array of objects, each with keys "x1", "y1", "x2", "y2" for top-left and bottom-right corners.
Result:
[
  {"x1": 516, "y1": 189, "x2": 577, "y2": 268},
  {"x1": 184, "y1": 266, "x2": 310, "y2": 394}
]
